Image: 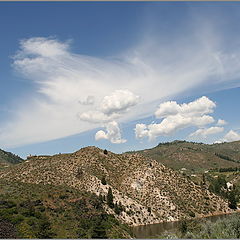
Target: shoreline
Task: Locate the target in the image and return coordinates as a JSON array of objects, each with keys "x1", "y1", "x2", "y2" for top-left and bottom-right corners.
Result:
[
  {"x1": 132, "y1": 208, "x2": 240, "y2": 228},
  {"x1": 198, "y1": 208, "x2": 240, "y2": 220}
]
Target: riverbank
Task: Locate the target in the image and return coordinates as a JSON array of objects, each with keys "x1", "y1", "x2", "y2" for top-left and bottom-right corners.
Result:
[
  {"x1": 198, "y1": 208, "x2": 240, "y2": 219},
  {"x1": 133, "y1": 209, "x2": 240, "y2": 238}
]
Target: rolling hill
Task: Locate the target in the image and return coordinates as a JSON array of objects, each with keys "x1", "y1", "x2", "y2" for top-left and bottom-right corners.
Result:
[
  {"x1": 0, "y1": 149, "x2": 23, "y2": 169},
  {"x1": 0, "y1": 146, "x2": 234, "y2": 230},
  {"x1": 132, "y1": 140, "x2": 240, "y2": 173}
]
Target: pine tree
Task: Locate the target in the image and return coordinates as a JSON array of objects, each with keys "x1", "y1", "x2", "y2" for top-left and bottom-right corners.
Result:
[
  {"x1": 101, "y1": 176, "x2": 107, "y2": 185},
  {"x1": 107, "y1": 187, "x2": 114, "y2": 208},
  {"x1": 202, "y1": 174, "x2": 206, "y2": 187},
  {"x1": 228, "y1": 190, "x2": 237, "y2": 209},
  {"x1": 114, "y1": 203, "x2": 120, "y2": 215},
  {"x1": 103, "y1": 149, "x2": 108, "y2": 155}
]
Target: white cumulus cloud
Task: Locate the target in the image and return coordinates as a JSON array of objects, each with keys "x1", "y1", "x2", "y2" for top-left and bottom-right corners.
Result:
[
  {"x1": 100, "y1": 89, "x2": 140, "y2": 115},
  {"x1": 189, "y1": 126, "x2": 224, "y2": 138},
  {"x1": 135, "y1": 124, "x2": 149, "y2": 139},
  {"x1": 135, "y1": 96, "x2": 216, "y2": 140},
  {"x1": 217, "y1": 130, "x2": 240, "y2": 143},
  {"x1": 78, "y1": 111, "x2": 115, "y2": 124},
  {"x1": 155, "y1": 96, "x2": 216, "y2": 119},
  {"x1": 79, "y1": 89, "x2": 139, "y2": 124},
  {"x1": 216, "y1": 119, "x2": 227, "y2": 126},
  {"x1": 95, "y1": 121, "x2": 126, "y2": 144}
]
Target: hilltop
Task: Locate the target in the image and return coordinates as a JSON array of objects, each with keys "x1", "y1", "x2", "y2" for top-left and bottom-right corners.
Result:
[
  {"x1": 0, "y1": 146, "x2": 233, "y2": 228},
  {"x1": 132, "y1": 140, "x2": 240, "y2": 173},
  {"x1": 0, "y1": 149, "x2": 23, "y2": 169}
]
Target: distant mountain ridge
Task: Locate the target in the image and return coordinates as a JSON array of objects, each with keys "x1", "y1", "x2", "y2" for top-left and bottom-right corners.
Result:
[
  {"x1": 0, "y1": 146, "x2": 233, "y2": 226},
  {"x1": 131, "y1": 140, "x2": 240, "y2": 173},
  {"x1": 0, "y1": 149, "x2": 23, "y2": 168}
]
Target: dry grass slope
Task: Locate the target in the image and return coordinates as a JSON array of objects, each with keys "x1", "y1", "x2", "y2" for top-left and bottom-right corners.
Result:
[
  {"x1": 0, "y1": 146, "x2": 234, "y2": 226},
  {"x1": 134, "y1": 140, "x2": 240, "y2": 172}
]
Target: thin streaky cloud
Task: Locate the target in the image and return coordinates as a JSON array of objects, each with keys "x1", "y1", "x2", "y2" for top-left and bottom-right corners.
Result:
[{"x1": 1, "y1": 19, "x2": 240, "y2": 148}]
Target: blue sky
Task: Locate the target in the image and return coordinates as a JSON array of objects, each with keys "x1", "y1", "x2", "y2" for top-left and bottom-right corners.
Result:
[{"x1": 1, "y1": 2, "x2": 240, "y2": 158}]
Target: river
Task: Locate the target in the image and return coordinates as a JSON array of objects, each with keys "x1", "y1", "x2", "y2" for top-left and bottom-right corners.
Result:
[{"x1": 132, "y1": 213, "x2": 239, "y2": 238}]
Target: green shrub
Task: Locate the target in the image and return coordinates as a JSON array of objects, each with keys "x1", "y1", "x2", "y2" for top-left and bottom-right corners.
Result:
[
  {"x1": 189, "y1": 211, "x2": 195, "y2": 218},
  {"x1": 179, "y1": 220, "x2": 188, "y2": 235}
]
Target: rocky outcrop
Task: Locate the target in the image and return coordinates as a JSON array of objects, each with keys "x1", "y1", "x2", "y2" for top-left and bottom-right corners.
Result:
[{"x1": 0, "y1": 146, "x2": 233, "y2": 226}]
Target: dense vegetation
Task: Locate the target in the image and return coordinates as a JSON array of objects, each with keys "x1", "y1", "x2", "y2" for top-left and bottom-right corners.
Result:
[
  {"x1": 160, "y1": 214, "x2": 240, "y2": 239},
  {"x1": 214, "y1": 152, "x2": 240, "y2": 163},
  {"x1": 206, "y1": 175, "x2": 239, "y2": 209},
  {"x1": 210, "y1": 167, "x2": 240, "y2": 172},
  {"x1": 0, "y1": 180, "x2": 133, "y2": 238}
]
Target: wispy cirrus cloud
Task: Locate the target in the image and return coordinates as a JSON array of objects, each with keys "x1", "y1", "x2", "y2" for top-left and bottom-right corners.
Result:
[{"x1": 1, "y1": 20, "x2": 240, "y2": 148}]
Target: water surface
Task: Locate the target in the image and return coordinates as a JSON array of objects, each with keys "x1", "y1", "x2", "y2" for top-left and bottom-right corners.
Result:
[{"x1": 133, "y1": 213, "x2": 239, "y2": 238}]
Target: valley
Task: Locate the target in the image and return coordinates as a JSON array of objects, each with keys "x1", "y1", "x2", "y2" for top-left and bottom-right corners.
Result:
[{"x1": 0, "y1": 141, "x2": 239, "y2": 238}]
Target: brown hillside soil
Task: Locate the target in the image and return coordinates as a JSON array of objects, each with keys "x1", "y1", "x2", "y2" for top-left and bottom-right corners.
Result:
[{"x1": 0, "y1": 146, "x2": 234, "y2": 226}]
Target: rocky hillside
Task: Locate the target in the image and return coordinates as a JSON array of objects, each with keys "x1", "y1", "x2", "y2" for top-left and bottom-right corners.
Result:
[
  {"x1": 0, "y1": 179, "x2": 132, "y2": 238},
  {"x1": 0, "y1": 147, "x2": 234, "y2": 227},
  {"x1": 0, "y1": 149, "x2": 23, "y2": 169},
  {"x1": 132, "y1": 140, "x2": 240, "y2": 173}
]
